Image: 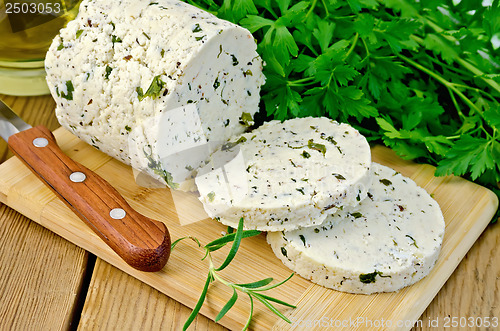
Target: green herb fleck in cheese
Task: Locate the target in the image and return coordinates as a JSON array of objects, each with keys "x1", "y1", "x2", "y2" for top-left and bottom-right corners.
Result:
[
  {"x1": 137, "y1": 75, "x2": 165, "y2": 101},
  {"x1": 196, "y1": 117, "x2": 372, "y2": 231},
  {"x1": 45, "y1": 0, "x2": 265, "y2": 192},
  {"x1": 359, "y1": 271, "x2": 390, "y2": 284},
  {"x1": 60, "y1": 80, "x2": 74, "y2": 100},
  {"x1": 267, "y1": 163, "x2": 445, "y2": 294},
  {"x1": 307, "y1": 139, "x2": 326, "y2": 156},
  {"x1": 239, "y1": 112, "x2": 253, "y2": 126}
]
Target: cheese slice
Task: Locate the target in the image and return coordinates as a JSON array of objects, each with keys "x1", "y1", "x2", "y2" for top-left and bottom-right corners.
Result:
[
  {"x1": 267, "y1": 163, "x2": 445, "y2": 294},
  {"x1": 195, "y1": 117, "x2": 372, "y2": 231},
  {"x1": 45, "y1": 0, "x2": 264, "y2": 191}
]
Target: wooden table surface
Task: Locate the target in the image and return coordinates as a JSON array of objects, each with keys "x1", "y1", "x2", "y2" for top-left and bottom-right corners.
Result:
[{"x1": 0, "y1": 94, "x2": 498, "y2": 331}]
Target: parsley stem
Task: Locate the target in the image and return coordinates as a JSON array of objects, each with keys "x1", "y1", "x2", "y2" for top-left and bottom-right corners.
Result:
[
  {"x1": 397, "y1": 53, "x2": 485, "y2": 121},
  {"x1": 409, "y1": 17, "x2": 500, "y2": 94},
  {"x1": 306, "y1": 0, "x2": 318, "y2": 19},
  {"x1": 332, "y1": 15, "x2": 357, "y2": 20},
  {"x1": 345, "y1": 33, "x2": 359, "y2": 59},
  {"x1": 321, "y1": 0, "x2": 329, "y2": 17},
  {"x1": 447, "y1": 86, "x2": 466, "y2": 122},
  {"x1": 425, "y1": 53, "x2": 471, "y2": 77},
  {"x1": 451, "y1": 83, "x2": 499, "y2": 103},
  {"x1": 361, "y1": 37, "x2": 370, "y2": 59},
  {"x1": 287, "y1": 77, "x2": 316, "y2": 86},
  {"x1": 425, "y1": 32, "x2": 500, "y2": 93}
]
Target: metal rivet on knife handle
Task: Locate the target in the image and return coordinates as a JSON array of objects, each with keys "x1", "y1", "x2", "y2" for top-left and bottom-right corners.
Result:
[
  {"x1": 1, "y1": 117, "x2": 171, "y2": 271},
  {"x1": 33, "y1": 137, "x2": 49, "y2": 147},
  {"x1": 110, "y1": 208, "x2": 127, "y2": 220},
  {"x1": 69, "y1": 171, "x2": 86, "y2": 183}
]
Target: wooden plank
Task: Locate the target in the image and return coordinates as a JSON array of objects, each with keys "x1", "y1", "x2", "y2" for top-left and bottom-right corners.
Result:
[
  {"x1": 414, "y1": 222, "x2": 500, "y2": 330},
  {"x1": 78, "y1": 258, "x2": 227, "y2": 330},
  {"x1": 0, "y1": 127, "x2": 497, "y2": 330},
  {"x1": 0, "y1": 203, "x2": 88, "y2": 330},
  {"x1": 77, "y1": 226, "x2": 500, "y2": 331},
  {"x1": 0, "y1": 94, "x2": 89, "y2": 331}
]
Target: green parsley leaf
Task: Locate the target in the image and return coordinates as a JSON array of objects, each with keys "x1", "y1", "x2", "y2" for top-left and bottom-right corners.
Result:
[
  {"x1": 436, "y1": 135, "x2": 498, "y2": 180},
  {"x1": 105, "y1": 65, "x2": 113, "y2": 79},
  {"x1": 60, "y1": 80, "x2": 74, "y2": 101},
  {"x1": 111, "y1": 35, "x2": 122, "y2": 44},
  {"x1": 186, "y1": 0, "x2": 500, "y2": 217},
  {"x1": 137, "y1": 75, "x2": 165, "y2": 101}
]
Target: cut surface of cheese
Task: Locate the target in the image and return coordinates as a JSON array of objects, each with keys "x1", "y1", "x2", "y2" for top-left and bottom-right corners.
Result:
[
  {"x1": 195, "y1": 117, "x2": 372, "y2": 231},
  {"x1": 45, "y1": 0, "x2": 264, "y2": 191},
  {"x1": 267, "y1": 163, "x2": 445, "y2": 294}
]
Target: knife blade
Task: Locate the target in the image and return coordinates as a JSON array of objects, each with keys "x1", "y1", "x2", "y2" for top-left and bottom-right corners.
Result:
[{"x1": 0, "y1": 99, "x2": 170, "y2": 272}]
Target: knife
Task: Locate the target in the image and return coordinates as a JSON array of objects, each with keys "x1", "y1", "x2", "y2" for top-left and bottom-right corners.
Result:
[{"x1": 0, "y1": 99, "x2": 170, "y2": 272}]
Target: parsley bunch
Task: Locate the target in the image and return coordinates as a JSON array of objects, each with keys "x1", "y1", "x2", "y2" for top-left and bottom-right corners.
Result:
[{"x1": 186, "y1": 0, "x2": 500, "y2": 216}]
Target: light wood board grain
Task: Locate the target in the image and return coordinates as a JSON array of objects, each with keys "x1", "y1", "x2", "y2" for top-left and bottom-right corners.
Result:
[{"x1": 0, "y1": 127, "x2": 497, "y2": 330}]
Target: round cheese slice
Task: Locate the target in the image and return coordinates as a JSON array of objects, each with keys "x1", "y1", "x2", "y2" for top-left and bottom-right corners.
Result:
[
  {"x1": 267, "y1": 163, "x2": 445, "y2": 294},
  {"x1": 45, "y1": 0, "x2": 264, "y2": 191},
  {"x1": 195, "y1": 117, "x2": 372, "y2": 231}
]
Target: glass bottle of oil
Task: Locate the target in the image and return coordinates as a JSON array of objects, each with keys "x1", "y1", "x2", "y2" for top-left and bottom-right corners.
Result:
[{"x1": 0, "y1": 0, "x2": 81, "y2": 96}]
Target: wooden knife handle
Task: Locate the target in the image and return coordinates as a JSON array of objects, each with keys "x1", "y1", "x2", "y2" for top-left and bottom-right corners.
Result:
[{"x1": 8, "y1": 125, "x2": 171, "y2": 272}]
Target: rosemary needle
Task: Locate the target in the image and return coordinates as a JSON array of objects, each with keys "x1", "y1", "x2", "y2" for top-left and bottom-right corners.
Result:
[{"x1": 172, "y1": 218, "x2": 295, "y2": 330}]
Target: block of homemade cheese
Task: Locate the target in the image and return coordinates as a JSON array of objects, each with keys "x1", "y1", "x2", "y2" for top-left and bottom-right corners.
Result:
[
  {"x1": 195, "y1": 117, "x2": 372, "y2": 231},
  {"x1": 267, "y1": 163, "x2": 445, "y2": 294},
  {"x1": 45, "y1": 0, "x2": 264, "y2": 191}
]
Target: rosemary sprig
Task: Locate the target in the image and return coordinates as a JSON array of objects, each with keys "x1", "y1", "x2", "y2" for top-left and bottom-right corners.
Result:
[{"x1": 171, "y1": 218, "x2": 295, "y2": 330}]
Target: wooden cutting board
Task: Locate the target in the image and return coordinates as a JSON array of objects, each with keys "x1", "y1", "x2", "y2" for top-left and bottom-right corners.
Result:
[{"x1": 0, "y1": 127, "x2": 497, "y2": 330}]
